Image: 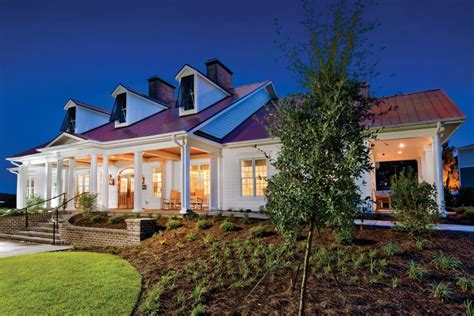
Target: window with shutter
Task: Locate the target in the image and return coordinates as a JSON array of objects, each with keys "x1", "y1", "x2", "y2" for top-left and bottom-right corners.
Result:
[{"x1": 177, "y1": 75, "x2": 195, "y2": 111}]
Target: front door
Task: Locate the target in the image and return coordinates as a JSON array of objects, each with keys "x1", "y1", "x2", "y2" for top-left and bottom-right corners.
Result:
[{"x1": 118, "y1": 168, "x2": 134, "y2": 209}]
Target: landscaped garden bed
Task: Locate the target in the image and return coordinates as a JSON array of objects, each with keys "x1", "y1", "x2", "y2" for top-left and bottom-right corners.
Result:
[
  {"x1": 69, "y1": 213, "x2": 131, "y2": 230},
  {"x1": 82, "y1": 215, "x2": 474, "y2": 315}
]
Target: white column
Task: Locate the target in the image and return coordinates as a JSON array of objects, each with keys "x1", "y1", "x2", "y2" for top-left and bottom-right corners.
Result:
[
  {"x1": 55, "y1": 158, "x2": 64, "y2": 196},
  {"x1": 180, "y1": 143, "x2": 191, "y2": 213},
  {"x1": 44, "y1": 162, "x2": 52, "y2": 208},
  {"x1": 209, "y1": 154, "x2": 219, "y2": 211},
  {"x1": 433, "y1": 133, "x2": 446, "y2": 217},
  {"x1": 90, "y1": 154, "x2": 98, "y2": 195},
  {"x1": 17, "y1": 164, "x2": 28, "y2": 209},
  {"x1": 101, "y1": 154, "x2": 109, "y2": 211},
  {"x1": 66, "y1": 158, "x2": 75, "y2": 209},
  {"x1": 133, "y1": 151, "x2": 143, "y2": 212}
]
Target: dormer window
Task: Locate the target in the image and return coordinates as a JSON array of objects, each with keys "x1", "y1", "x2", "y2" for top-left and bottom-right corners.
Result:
[
  {"x1": 110, "y1": 93, "x2": 127, "y2": 123},
  {"x1": 60, "y1": 107, "x2": 76, "y2": 133},
  {"x1": 177, "y1": 75, "x2": 195, "y2": 111}
]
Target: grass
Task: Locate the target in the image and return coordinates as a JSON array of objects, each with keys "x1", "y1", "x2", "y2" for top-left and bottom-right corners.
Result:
[{"x1": 0, "y1": 252, "x2": 141, "y2": 315}]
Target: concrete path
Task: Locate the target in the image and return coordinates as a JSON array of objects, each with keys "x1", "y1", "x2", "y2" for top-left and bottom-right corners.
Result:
[
  {"x1": 354, "y1": 219, "x2": 474, "y2": 233},
  {"x1": 0, "y1": 239, "x2": 72, "y2": 258}
]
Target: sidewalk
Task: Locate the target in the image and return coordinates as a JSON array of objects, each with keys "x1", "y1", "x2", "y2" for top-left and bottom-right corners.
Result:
[
  {"x1": 0, "y1": 240, "x2": 72, "y2": 258},
  {"x1": 354, "y1": 219, "x2": 474, "y2": 233}
]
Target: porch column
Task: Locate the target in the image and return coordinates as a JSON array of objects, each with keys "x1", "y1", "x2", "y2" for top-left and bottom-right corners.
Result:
[
  {"x1": 101, "y1": 154, "x2": 109, "y2": 211},
  {"x1": 133, "y1": 151, "x2": 143, "y2": 212},
  {"x1": 89, "y1": 154, "x2": 97, "y2": 195},
  {"x1": 433, "y1": 133, "x2": 446, "y2": 217},
  {"x1": 55, "y1": 158, "x2": 64, "y2": 197},
  {"x1": 209, "y1": 154, "x2": 219, "y2": 211},
  {"x1": 44, "y1": 162, "x2": 52, "y2": 209},
  {"x1": 66, "y1": 158, "x2": 75, "y2": 209},
  {"x1": 17, "y1": 164, "x2": 28, "y2": 209},
  {"x1": 180, "y1": 143, "x2": 191, "y2": 213}
]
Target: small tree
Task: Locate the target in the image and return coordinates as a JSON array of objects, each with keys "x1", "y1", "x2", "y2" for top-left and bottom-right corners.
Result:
[
  {"x1": 78, "y1": 193, "x2": 98, "y2": 214},
  {"x1": 268, "y1": 1, "x2": 381, "y2": 314},
  {"x1": 391, "y1": 172, "x2": 439, "y2": 236}
]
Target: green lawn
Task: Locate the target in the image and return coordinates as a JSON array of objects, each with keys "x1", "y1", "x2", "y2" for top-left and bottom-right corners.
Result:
[{"x1": 0, "y1": 252, "x2": 141, "y2": 315}]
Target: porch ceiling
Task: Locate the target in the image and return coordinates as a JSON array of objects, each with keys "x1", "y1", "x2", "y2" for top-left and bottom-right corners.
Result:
[{"x1": 371, "y1": 137, "x2": 431, "y2": 162}]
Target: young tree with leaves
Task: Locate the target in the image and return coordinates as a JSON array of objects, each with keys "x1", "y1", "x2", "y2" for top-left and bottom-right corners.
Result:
[{"x1": 265, "y1": 1, "x2": 381, "y2": 314}]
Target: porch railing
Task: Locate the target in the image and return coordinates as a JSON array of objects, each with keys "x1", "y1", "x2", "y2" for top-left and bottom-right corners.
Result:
[
  {"x1": 20, "y1": 192, "x2": 67, "y2": 229},
  {"x1": 51, "y1": 192, "x2": 90, "y2": 245}
]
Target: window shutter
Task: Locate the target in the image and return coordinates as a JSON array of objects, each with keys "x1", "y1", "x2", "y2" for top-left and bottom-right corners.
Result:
[
  {"x1": 177, "y1": 75, "x2": 194, "y2": 110},
  {"x1": 110, "y1": 93, "x2": 127, "y2": 123}
]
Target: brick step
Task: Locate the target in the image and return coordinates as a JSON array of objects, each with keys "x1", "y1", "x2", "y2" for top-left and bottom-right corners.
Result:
[
  {"x1": 26, "y1": 226, "x2": 55, "y2": 233},
  {"x1": 0, "y1": 232, "x2": 68, "y2": 245}
]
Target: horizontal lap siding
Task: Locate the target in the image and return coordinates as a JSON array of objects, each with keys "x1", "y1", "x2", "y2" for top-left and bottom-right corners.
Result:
[{"x1": 221, "y1": 144, "x2": 279, "y2": 211}]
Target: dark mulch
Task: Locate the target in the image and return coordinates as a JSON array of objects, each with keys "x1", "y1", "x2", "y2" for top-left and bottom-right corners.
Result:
[
  {"x1": 69, "y1": 213, "x2": 129, "y2": 230},
  {"x1": 81, "y1": 217, "x2": 474, "y2": 315}
]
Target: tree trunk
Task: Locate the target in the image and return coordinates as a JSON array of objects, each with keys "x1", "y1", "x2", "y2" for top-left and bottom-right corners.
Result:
[{"x1": 298, "y1": 216, "x2": 315, "y2": 316}]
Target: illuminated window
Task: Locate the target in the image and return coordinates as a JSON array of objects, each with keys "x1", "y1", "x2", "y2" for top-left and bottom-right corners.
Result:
[
  {"x1": 76, "y1": 173, "x2": 90, "y2": 194},
  {"x1": 241, "y1": 159, "x2": 267, "y2": 197},
  {"x1": 27, "y1": 176, "x2": 35, "y2": 198},
  {"x1": 152, "y1": 166, "x2": 163, "y2": 198},
  {"x1": 190, "y1": 164, "x2": 210, "y2": 196}
]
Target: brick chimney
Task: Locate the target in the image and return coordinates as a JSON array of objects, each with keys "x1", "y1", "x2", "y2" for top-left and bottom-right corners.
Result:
[
  {"x1": 148, "y1": 76, "x2": 175, "y2": 105},
  {"x1": 205, "y1": 58, "x2": 233, "y2": 90},
  {"x1": 359, "y1": 82, "x2": 370, "y2": 99}
]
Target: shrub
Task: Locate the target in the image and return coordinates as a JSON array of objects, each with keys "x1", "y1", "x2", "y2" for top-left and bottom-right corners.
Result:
[
  {"x1": 456, "y1": 276, "x2": 474, "y2": 292},
  {"x1": 465, "y1": 300, "x2": 473, "y2": 316},
  {"x1": 108, "y1": 215, "x2": 126, "y2": 225},
  {"x1": 25, "y1": 195, "x2": 46, "y2": 212},
  {"x1": 415, "y1": 238, "x2": 429, "y2": 250},
  {"x1": 186, "y1": 232, "x2": 197, "y2": 241},
  {"x1": 334, "y1": 226, "x2": 355, "y2": 245},
  {"x1": 243, "y1": 213, "x2": 251, "y2": 225},
  {"x1": 166, "y1": 219, "x2": 182, "y2": 230},
  {"x1": 432, "y1": 251, "x2": 462, "y2": 271},
  {"x1": 391, "y1": 276, "x2": 400, "y2": 289},
  {"x1": 220, "y1": 220, "x2": 237, "y2": 232},
  {"x1": 191, "y1": 304, "x2": 205, "y2": 316},
  {"x1": 214, "y1": 212, "x2": 224, "y2": 222},
  {"x1": 383, "y1": 242, "x2": 401, "y2": 257},
  {"x1": 78, "y1": 193, "x2": 98, "y2": 213},
  {"x1": 250, "y1": 225, "x2": 268, "y2": 238},
  {"x1": 391, "y1": 172, "x2": 439, "y2": 236},
  {"x1": 90, "y1": 212, "x2": 106, "y2": 224},
  {"x1": 431, "y1": 281, "x2": 450, "y2": 302},
  {"x1": 228, "y1": 214, "x2": 235, "y2": 222},
  {"x1": 196, "y1": 219, "x2": 212, "y2": 230},
  {"x1": 407, "y1": 260, "x2": 427, "y2": 281}
]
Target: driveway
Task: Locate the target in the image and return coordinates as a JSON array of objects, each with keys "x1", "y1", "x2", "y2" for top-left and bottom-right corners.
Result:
[{"x1": 0, "y1": 240, "x2": 72, "y2": 258}]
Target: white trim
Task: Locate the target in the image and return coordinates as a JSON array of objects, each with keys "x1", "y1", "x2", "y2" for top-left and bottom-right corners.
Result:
[
  {"x1": 112, "y1": 84, "x2": 168, "y2": 110},
  {"x1": 44, "y1": 133, "x2": 86, "y2": 148}
]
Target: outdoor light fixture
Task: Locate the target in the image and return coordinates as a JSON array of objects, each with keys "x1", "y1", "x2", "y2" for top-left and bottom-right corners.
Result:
[
  {"x1": 397, "y1": 151, "x2": 402, "y2": 154},
  {"x1": 108, "y1": 174, "x2": 115, "y2": 185},
  {"x1": 399, "y1": 143, "x2": 405, "y2": 148}
]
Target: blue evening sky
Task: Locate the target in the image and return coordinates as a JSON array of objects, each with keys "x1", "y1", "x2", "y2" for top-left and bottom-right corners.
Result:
[{"x1": 0, "y1": 0, "x2": 473, "y2": 193}]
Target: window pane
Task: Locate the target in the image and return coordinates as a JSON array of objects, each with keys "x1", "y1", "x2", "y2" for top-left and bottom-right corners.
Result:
[
  {"x1": 241, "y1": 160, "x2": 254, "y2": 196},
  {"x1": 255, "y1": 159, "x2": 267, "y2": 196},
  {"x1": 200, "y1": 164, "x2": 210, "y2": 196},
  {"x1": 152, "y1": 166, "x2": 163, "y2": 198}
]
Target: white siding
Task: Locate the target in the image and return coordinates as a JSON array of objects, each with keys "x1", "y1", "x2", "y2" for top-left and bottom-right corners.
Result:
[
  {"x1": 75, "y1": 107, "x2": 109, "y2": 133},
  {"x1": 126, "y1": 93, "x2": 165, "y2": 125},
  {"x1": 196, "y1": 75, "x2": 227, "y2": 111}
]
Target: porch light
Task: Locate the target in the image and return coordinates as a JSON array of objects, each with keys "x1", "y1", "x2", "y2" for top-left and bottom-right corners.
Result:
[
  {"x1": 108, "y1": 174, "x2": 115, "y2": 185},
  {"x1": 399, "y1": 143, "x2": 405, "y2": 148},
  {"x1": 397, "y1": 151, "x2": 402, "y2": 154}
]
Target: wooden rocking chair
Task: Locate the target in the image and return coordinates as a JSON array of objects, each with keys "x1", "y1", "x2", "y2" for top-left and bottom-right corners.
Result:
[{"x1": 161, "y1": 190, "x2": 181, "y2": 210}]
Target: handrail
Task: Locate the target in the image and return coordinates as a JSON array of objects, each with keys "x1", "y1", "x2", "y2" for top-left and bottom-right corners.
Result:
[
  {"x1": 22, "y1": 192, "x2": 67, "y2": 228},
  {"x1": 51, "y1": 192, "x2": 91, "y2": 245}
]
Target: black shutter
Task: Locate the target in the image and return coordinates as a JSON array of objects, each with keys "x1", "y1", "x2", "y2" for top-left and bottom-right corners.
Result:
[
  {"x1": 177, "y1": 75, "x2": 194, "y2": 110},
  {"x1": 110, "y1": 93, "x2": 127, "y2": 123},
  {"x1": 60, "y1": 107, "x2": 76, "y2": 133}
]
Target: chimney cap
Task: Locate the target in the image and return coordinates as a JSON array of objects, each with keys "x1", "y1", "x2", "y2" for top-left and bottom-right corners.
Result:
[
  {"x1": 205, "y1": 58, "x2": 233, "y2": 75},
  {"x1": 147, "y1": 75, "x2": 176, "y2": 89}
]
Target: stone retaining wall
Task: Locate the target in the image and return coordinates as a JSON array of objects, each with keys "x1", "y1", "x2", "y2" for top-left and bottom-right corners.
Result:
[
  {"x1": 0, "y1": 212, "x2": 50, "y2": 233},
  {"x1": 59, "y1": 218, "x2": 157, "y2": 247}
]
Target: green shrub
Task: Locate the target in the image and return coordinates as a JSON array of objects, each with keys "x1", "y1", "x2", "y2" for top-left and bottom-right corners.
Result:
[
  {"x1": 456, "y1": 276, "x2": 474, "y2": 292},
  {"x1": 334, "y1": 226, "x2": 355, "y2": 245},
  {"x1": 391, "y1": 172, "x2": 439, "y2": 236},
  {"x1": 78, "y1": 193, "x2": 98, "y2": 213},
  {"x1": 431, "y1": 281, "x2": 450, "y2": 302},
  {"x1": 166, "y1": 219, "x2": 182, "y2": 230},
  {"x1": 196, "y1": 219, "x2": 211, "y2": 230},
  {"x1": 214, "y1": 212, "x2": 224, "y2": 222},
  {"x1": 250, "y1": 225, "x2": 268, "y2": 238},
  {"x1": 0, "y1": 208, "x2": 22, "y2": 216},
  {"x1": 243, "y1": 213, "x2": 251, "y2": 225},
  {"x1": 108, "y1": 215, "x2": 126, "y2": 225},
  {"x1": 191, "y1": 304, "x2": 205, "y2": 316},
  {"x1": 90, "y1": 212, "x2": 106, "y2": 224},
  {"x1": 407, "y1": 260, "x2": 427, "y2": 281},
  {"x1": 26, "y1": 195, "x2": 46, "y2": 212},
  {"x1": 220, "y1": 220, "x2": 237, "y2": 232},
  {"x1": 465, "y1": 300, "x2": 473, "y2": 316},
  {"x1": 432, "y1": 251, "x2": 462, "y2": 271},
  {"x1": 383, "y1": 242, "x2": 401, "y2": 257}
]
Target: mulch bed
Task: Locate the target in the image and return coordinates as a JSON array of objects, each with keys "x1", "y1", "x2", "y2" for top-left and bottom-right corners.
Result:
[
  {"x1": 69, "y1": 213, "x2": 129, "y2": 230},
  {"x1": 81, "y1": 217, "x2": 474, "y2": 314}
]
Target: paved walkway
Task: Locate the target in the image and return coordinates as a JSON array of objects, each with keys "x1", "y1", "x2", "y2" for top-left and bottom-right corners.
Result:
[
  {"x1": 354, "y1": 219, "x2": 474, "y2": 233},
  {"x1": 0, "y1": 240, "x2": 72, "y2": 258}
]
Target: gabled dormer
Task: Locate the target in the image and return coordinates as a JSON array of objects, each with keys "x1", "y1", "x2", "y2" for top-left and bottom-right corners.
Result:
[
  {"x1": 175, "y1": 59, "x2": 232, "y2": 116},
  {"x1": 61, "y1": 99, "x2": 110, "y2": 134},
  {"x1": 110, "y1": 80, "x2": 172, "y2": 127}
]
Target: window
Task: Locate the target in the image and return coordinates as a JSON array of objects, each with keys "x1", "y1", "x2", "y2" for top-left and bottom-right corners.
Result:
[
  {"x1": 177, "y1": 75, "x2": 195, "y2": 111},
  {"x1": 152, "y1": 166, "x2": 163, "y2": 198},
  {"x1": 60, "y1": 107, "x2": 76, "y2": 133},
  {"x1": 27, "y1": 176, "x2": 35, "y2": 198},
  {"x1": 375, "y1": 160, "x2": 418, "y2": 191},
  {"x1": 76, "y1": 173, "x2": 90, "y2": 195},
  {"x1": 190, "y1": 164, "x2": 210, "y2": 196},
  {"x1": 241, "y1": 159, "x2": 267, "y2": 197},
  {"x1": 110, "y1": 93, "x2": 127, "y2": 123}
]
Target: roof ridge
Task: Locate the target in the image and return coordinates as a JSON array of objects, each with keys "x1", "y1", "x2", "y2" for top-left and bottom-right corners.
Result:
[
  {"x1": 378, "y1": 88, "x2": 443, "y2": 99},
  {"x1": 70, "y1": 98, "x2": 111, "y2": 115}
]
